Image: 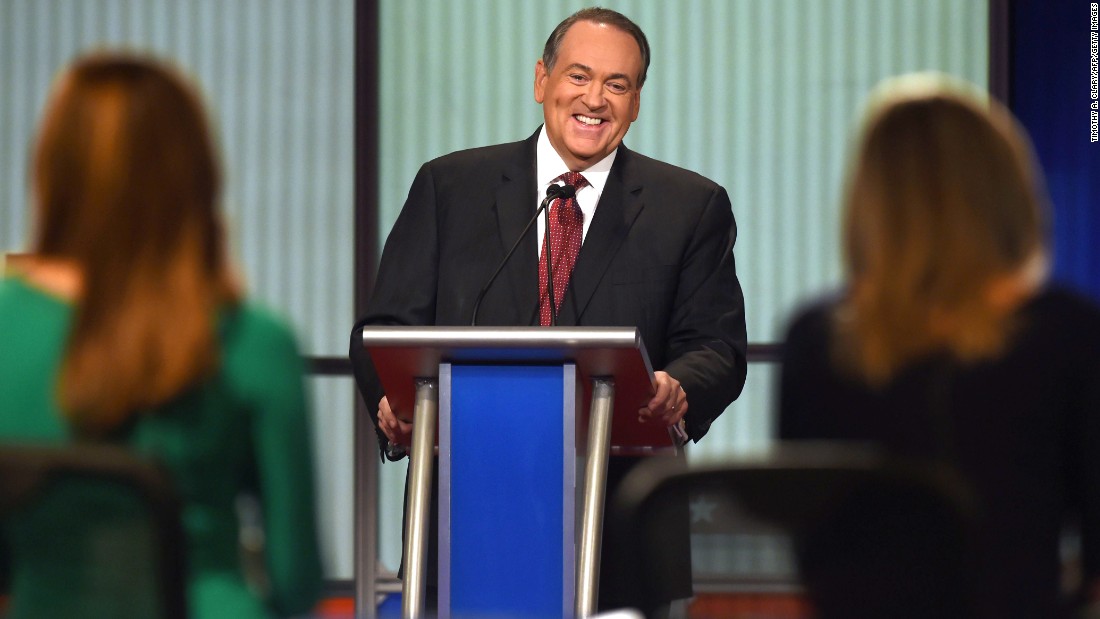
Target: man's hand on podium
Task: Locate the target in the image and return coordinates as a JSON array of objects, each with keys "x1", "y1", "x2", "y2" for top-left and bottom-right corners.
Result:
[
  {"x1": 378, "y1": 396, "x2": 414, "y2": 447},
  {"x1": 377, "y1": 373, "x2": 691, "y2": 453},
  {"x1": 638, "y1": 371, "x2": 688, "y2": 429}
]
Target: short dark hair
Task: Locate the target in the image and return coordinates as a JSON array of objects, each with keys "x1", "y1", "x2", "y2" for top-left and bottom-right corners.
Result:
[{"x1": 542, "y1": 7, "x2": 651, "y2": 87}]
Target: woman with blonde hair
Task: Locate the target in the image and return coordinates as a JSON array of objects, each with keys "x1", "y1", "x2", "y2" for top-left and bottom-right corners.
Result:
[
  {"x1": 0, "y1": 53, "x2": 321, "y2": 617},
  {"x1": 778, "y1": 74, "x2": 1100, "y2": 618}
]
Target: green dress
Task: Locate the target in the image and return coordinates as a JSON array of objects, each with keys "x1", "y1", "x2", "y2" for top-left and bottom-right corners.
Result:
[{"x1": 0, "y1": 275, "x2": 323, "y2": 618}]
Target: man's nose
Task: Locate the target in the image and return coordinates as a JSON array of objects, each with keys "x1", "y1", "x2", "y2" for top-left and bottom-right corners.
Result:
[{"x1": 581, "y1": 82, "x2": 606, "y2": 109}]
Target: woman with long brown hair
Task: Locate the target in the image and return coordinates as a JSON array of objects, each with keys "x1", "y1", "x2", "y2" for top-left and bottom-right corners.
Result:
[
  {"x1": 778, "y1": 74, "x2": 1100, "y2": 618},
  {"x1": 0, "y1": 52, "x2": 321, "y2": 617}
]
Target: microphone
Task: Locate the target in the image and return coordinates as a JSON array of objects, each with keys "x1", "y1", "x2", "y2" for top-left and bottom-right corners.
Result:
[{"x1": 470, "y1": 184, "x2": 575, "y2": 326}]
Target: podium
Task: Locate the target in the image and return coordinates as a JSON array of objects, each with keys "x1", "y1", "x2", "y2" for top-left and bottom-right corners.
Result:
[{"x1": 359, "y1": 327, "x2": 677, "y2": 619}]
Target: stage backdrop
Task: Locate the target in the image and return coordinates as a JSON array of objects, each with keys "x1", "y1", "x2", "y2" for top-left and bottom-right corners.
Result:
[{"x1": 1011, "y1": 0, "x2": 1100, "y2": 301}]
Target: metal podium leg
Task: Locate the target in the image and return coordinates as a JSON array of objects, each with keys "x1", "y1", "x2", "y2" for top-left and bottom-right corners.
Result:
[
  {"x1": 576, "y1": 378, "x2": 614, "y2": 618},
  {"x1": 403, "y1": 379, "x2": 438, "y2": 619}
]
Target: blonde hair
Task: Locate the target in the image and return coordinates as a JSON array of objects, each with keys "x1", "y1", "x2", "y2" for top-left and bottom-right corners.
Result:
[
  {"x1": 32, "y1": 52, "x2": 240, "y2": 433},
  {"x1": 837, "y1": 74, "x2": 1048, "y2": 383}
]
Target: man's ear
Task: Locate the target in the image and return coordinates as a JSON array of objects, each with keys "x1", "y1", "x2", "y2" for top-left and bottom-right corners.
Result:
[{"x1": 534, "y1": 59, "x2": 548, "y2": 104}]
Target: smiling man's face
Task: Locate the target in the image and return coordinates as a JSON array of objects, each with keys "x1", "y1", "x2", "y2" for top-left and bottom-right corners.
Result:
[{"x1": 534, "y1": 20, "x2": 643, "y2": 172}]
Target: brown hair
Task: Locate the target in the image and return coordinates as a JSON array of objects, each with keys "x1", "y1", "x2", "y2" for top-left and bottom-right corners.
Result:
[
  {"x1": 32, "y1": 52, "x2": 239, "y2": 433},
  {"x1": 837, "y1": 74, "x2": 1048, "y2": 383},
  {"x1": 543, "y1": 7, "x2": 651, "y2": 87}
]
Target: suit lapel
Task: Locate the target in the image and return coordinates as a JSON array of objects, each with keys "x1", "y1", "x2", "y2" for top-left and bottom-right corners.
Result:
[
  {"x1": 495, "y1": 133, "x2": 540, "y2": 324},
  {"x1": 557, "y1": 146, "x2": 644, "y2": 325}
]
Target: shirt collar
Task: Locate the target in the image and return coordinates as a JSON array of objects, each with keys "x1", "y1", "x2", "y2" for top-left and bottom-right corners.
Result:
[{"x1": 536, "y1": 126, "x2": 616, "y2": 198}]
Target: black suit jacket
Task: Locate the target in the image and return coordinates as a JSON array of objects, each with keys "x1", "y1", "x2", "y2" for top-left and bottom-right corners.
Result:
[{"x1": 351, "y1": 129, "x2": 747, "y2": 608}]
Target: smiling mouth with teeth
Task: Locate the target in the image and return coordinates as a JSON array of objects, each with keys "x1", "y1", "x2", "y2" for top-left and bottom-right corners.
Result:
[{"x1": 575, "y1": 114, "x2": 603, "y2": 125}]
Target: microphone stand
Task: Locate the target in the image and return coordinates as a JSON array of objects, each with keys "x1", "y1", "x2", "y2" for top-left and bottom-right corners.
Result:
[
  {"x1": 544, "y1": 201, "x2": 555, "y2": 326},
  {"x1": 470, "y1": 184, "x2": 574, "y2": 326}
]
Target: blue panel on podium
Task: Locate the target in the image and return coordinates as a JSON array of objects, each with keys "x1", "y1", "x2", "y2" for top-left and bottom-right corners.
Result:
[{"x1": 444, "y1": 364, "x2": 569, "y2": 619}]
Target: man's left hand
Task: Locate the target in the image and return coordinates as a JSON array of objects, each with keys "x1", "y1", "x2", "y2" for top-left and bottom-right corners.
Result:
[{"x1": 639, "y1": 371, "x2": 688, "y2": 426}]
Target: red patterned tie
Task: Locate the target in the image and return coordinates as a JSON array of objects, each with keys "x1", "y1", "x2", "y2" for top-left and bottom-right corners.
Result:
[{"x1": 539, "y1": 172, "x2": 589, "y2": 326}]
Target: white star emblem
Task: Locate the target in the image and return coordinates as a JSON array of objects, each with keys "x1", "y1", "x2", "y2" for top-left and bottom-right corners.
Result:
[{"x1": 690, "y1": 494, "x2": 718, "y2": 524}]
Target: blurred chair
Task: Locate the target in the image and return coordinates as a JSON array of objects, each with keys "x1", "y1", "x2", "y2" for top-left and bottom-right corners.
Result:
[
  {"x1": 607, "y1": 443, "x2": 977, "y2": 619},
  {"x1": 0, "y1": 443, "x2": 187, "y2": 619}
]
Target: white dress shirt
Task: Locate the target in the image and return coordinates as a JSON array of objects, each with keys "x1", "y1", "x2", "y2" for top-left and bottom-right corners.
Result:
[{"x1": 534, "y1": 126, "x2": 617, "y2": 256}]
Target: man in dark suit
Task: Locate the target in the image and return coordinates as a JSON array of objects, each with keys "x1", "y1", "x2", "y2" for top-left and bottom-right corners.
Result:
[{"x1": 350, "y1": 7, "x2": 747, "y2": 614}]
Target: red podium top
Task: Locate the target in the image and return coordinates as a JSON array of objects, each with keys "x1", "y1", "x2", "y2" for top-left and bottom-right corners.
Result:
[{"x1": 360, "y1": 326, "x2": 675, "y2": 452}]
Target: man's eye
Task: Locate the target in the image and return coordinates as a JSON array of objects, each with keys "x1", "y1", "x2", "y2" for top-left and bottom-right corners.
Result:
[
  {"x1": 607, "y1": 82, "x2": 627, "y2": 93},
  {"x1": 568, "y1": 74, "x2": 587, "y2": 83}
]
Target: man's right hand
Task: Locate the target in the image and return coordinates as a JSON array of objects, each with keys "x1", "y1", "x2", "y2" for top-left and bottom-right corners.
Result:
[{"x1": 377, "y1": 396, "x2": 414, "y2": 446}]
